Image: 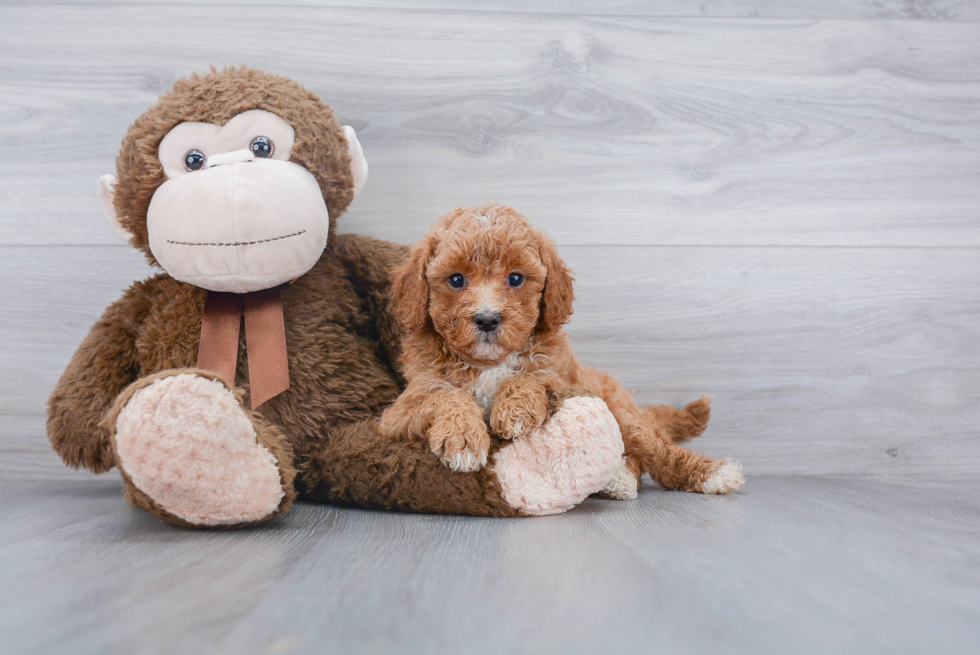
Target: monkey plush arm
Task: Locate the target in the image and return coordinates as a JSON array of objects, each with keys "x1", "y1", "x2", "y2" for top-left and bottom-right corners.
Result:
[
  {"x1": 332, "y1": 233, "x2": 410, "y2": 384},
  {"x1": 47, "y1": 286, "x2": 149, "y2": 473}
]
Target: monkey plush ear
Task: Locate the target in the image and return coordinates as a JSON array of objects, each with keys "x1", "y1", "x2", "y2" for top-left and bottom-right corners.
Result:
[
  {"x1": 342, "y1": 126, "x2": 368, "y2": 197},
  {"x1": 97, "y1": 174, "x2": 135, "y2": 244}
]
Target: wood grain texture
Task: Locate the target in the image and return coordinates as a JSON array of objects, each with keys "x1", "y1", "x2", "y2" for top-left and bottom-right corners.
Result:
[
  {"x1": 1, "y1": 476, "x2": 978, "y2": 654},
  {"x1": 4, "y1": 244, "x2": 978, "y2": 477},
  {"x1": 9, "y1": 0, "x2": 980, "y2": 21},
  {"x1": 1, "y1": 6, "x2": 979, "y2": 247}
]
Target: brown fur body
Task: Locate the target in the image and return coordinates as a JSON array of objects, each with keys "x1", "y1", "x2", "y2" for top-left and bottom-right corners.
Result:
[
  {"x1": 48, "y1": 232, "x2": 520, "y2": 517},
  {"x1": 47, "y1": 68, "x2": 524, "y2": 524},
  {"x1": 382, "y1": 205, "x2": 725, "y2": 492}
]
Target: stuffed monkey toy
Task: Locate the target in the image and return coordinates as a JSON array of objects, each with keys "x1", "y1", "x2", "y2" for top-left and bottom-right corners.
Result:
[{"x1": 47, "y1": 67, "x2": 626, "y2": 527}]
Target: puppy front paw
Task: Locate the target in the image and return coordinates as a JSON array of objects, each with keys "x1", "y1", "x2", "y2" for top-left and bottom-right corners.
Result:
[
  {"x1": 428, "y1": 408, "x2": 491, "y2": 472},
  {"x1": 490, "y1": 387, "x2": 548, "y2": 440}
]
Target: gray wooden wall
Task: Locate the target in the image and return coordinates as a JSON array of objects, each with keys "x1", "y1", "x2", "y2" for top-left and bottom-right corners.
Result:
[{"x1": 1, "y1": 1, "x2": 978, "y2": 479}]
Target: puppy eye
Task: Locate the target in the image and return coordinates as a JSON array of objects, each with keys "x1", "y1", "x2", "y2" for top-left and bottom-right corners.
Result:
[
  {"x1": 183, "y1": 150, "x2": 206, "y2": 171},
  {"x1": 250, "y1": 136, "x2": 274, "y2": 158},
  {"x1": 448, "y1": 274, "x2": 466, "y2": 289},
  {"x1": 508, "y1": 273, "x2": 525, "y2": 288}
]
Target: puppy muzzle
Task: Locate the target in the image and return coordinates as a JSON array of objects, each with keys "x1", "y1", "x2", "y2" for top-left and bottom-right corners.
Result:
[{"x1": 474, "y1": 310, "x2": 502, "y2": 333}]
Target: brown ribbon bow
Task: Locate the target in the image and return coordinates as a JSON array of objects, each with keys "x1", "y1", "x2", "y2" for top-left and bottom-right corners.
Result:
[{"x1": 197, "y1": 287, "x2": 290, "y2": 409}]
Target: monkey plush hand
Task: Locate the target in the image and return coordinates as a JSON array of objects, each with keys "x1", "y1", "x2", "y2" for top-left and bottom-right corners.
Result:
[{"x1": 47, "y1": 67, "x2": 626, "y2": 528}]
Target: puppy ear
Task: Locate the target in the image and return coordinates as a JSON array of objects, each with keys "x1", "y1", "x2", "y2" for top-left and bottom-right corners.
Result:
[
  {"x1": 392, "y1": 234, "x2": 436, "y2": 332},
  {"x1": 538, "y1": 235, "x2": 575, "y2": 331}
]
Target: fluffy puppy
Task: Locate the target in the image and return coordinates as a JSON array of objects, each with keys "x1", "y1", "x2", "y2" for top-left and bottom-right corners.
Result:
[{"x1": 381, "y1": 205, "x2": 743, "y2": 496}]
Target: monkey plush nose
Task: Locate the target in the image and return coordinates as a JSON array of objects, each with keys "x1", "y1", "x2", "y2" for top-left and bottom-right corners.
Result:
[
  {"x1": 207, "y1": 149, "x2": 255, "y2": 167},
  {"x1": 474, "y1": 310, "x2": 501, "y2": 333}
]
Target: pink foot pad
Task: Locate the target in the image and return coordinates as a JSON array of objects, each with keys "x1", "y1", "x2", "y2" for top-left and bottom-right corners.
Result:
[
  {"x1": 114, "y1": 373, "x2": 285, "y2": 526},
  {"x1": 493, "y1": 396, "x2": 624, "y2": 516}
]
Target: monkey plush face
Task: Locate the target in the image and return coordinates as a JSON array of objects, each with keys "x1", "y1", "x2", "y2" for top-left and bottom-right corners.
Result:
[
  {"x1": 146, "y1": 109, "x2": 329, "y2": 291},
  {"x1": 98, "y1": 67, "x2": 368, "y2": 293}
]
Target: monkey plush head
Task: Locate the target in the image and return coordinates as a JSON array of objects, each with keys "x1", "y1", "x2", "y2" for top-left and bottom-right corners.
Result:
[{"x1": 98, "y1": 66, "x2": 368, "y2": 292}]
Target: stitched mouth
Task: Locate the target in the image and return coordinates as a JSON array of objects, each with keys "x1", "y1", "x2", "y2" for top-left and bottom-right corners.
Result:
[{"x1": 167, "y1": 230, "x2": 306, "y2": 247}]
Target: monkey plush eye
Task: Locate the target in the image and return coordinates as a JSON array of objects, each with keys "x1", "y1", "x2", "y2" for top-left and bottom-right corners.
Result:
[
  {"x1": 508, "y1": 273, "x2": 525, "y2": 288},
  {"x1": 250, "y1": 136, "x2": 274, "y2": 158},
  {"x1": 448, "y1": 274, "x2": 466, "y2": 289},
  {"x1": 183, "y1": 150, "x2": 206, "y2": 171}
]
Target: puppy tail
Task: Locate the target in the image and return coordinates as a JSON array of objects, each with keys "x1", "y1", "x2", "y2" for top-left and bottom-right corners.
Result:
[{"x1": 640, "y1": 396, "x2": 711, "y2": 444}]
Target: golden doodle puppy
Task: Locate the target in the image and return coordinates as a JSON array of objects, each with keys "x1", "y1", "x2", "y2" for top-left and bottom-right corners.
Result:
[{"x1": 381, "y1": 205, "x2": 744, "y2": 496}]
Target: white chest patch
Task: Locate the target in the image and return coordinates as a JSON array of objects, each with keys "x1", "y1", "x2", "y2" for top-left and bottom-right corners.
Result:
[{"x1": 471, "y1": 353, "x2": 523, "y2": 413}]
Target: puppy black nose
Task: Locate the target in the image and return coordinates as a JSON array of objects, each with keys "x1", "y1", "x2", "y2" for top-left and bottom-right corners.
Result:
[{"x1": 474, "y1": 310, "x2": 501, "y2": 333}]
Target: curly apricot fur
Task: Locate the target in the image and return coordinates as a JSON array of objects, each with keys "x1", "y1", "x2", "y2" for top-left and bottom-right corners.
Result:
[{"x1": 386, "y1": 205, "x2": 729, "y2": 491}]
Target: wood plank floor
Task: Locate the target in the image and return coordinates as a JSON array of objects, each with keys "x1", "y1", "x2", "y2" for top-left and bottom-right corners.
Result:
[
  {"x1": 4, "y1": 8, "x2": 980, "y2": 249},
  {"x1": 1, "y1": 475, "x2": 978, "y2": 655},
  {"x1": 15, "y1": 0, "x2": 980, "y2": 20}
]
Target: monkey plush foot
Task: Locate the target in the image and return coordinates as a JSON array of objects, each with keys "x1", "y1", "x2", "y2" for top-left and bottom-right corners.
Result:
[
  {"x1": 107, "y1": 370, "x2": 295, "y2": 527},
  {"x1": 303, "y1": 394, "x2": 622, "y2": 517},
  {"x1": 492, "y1": 396, "x2": 624, "y2": 516}
]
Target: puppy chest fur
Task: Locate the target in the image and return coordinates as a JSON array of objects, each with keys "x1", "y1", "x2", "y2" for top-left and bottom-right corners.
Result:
[{"x1": 470, "y1": 352, "x2": 524, "y2": 414}]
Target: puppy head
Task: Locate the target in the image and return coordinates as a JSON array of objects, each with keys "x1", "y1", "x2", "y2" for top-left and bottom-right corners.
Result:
[{"x1": 392, "y1": 205, "x2": 574, "y2": 366}]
